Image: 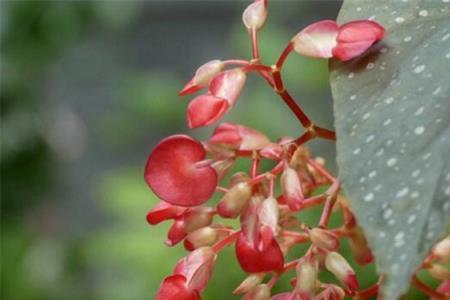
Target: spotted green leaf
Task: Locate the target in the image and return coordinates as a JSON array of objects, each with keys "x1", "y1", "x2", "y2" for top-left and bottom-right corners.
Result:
[{"x1": 329, "y1": 1, "x2": 450, "y2": 299}]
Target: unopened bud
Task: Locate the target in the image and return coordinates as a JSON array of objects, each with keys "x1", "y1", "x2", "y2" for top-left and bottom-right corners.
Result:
[
  {"x1": 233, "y1": 273, "x2": 265, "y2": 295},
  {"x1": 217, "y1": 182, "x2": 252, "y2": 218},
  {"x1": 243, "y1": 284, "x2": 271, "y2": 300},
  {"x1": 258, "y1": 196, "x2": 279, "y2": 234},
  {"x1": 281, "y1": 165, "x2": 304, "y2": 211},
  {"x1": 184, "y1": 227, "x2": 218, "y2": 251},
  {"x1": 428, "y1": 264, "x2": 450, "y2": 281},
  {"x1": 242, "y1": 0, "x2": 267, "y2": 31},
  {"x1": 309, "y1": 228, "x2": 339, "y2": 251},
  {"x1": 183, "y1": 208, "x2": 214, "y2": 233},
  {"x1": 193, "y1": 60, "x2": 225, "y2": 87},
  {"x1": 296, "y1": 259, "x2": 318, "y2": 296},
  {"x1": 433, "y1": 237, "x2": 450, "y2": 263},
  {"x1": 348, "y1": 227, "x2": 373, "y2": 265},
  {"x1": 325, "y1": 252, "x2": 359, "y2": 291}
]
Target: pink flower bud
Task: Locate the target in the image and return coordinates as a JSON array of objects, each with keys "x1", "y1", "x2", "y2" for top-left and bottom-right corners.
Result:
[
  {"x1": 179, "y1": 60, "x2": 225, "y2": 96},
  {"x1": 281, "y1": 165, "x2": 304, "y2": 211},
  {"x1": 433, "y1": 237, "x2": 450, "y2": 263},
  {"x1": 183, "y1": 208, "x2": 214, "y2": 233},
  {"x1": 260, "y1": 143, "x2": 283, "y2": 160},
  {"x1": 295, "y1": 259, "x2": 318, "y2": 298},
  {"x1": 291, "y1": 20, "x2": 385, "y2": 61},
  {"x1": 174, "y1": 247, "x2": 217, "y2": 292},
  {"x1": 309, "y1": 228, "x2": 339, "y2": 251},
  {"x1": 324, "y1": 252, "x2": 359, "y2": 291},
  {"x1": 146, "y1": 201, "x2": 186, "y2": 225},
  {"x1": 332, "y1": 20, "x2": 385, "y2": 61},
  {"x1": 242, "y1": 0, "x2": 268, "y2": 31},
  {"x1": 243, "y1": 284, "x2": 271, "y2": 300},
  {"x1": 348, "y1": 227, "x2": 374, "y2": 265},
  {"x1": 166, "y1": 219, "x2": 188, "y2": 246},
  {"x1": 217, "y1": 182, "x2": 252, "y2": 218},
  {"x1": 209, "y1": 122, "x2": 270, "y2": 151},
  {"x1": 145, "y1": 135, "x2": 218, "y2": 207},
  {"x1": 234, "y1": 273, "x2": 265, "y2": 295},
  {"x1": 187, "y1": 94, "x2": 229, "y2": 128},
  {"x1": 209, "y1": 68, "x2": 246, "y2": 107},
  {"x1": 434, "y1": 280, "x2": 450, "y2": 300},
  {"x1": 291, "y1": 20, "x2": 338, "y2": 59},
  {"x1": 184, "y1": 227, "x2": 218, "y2": 251},
  {"x1": 258, "y1": 196, "x2": 279, "y2": 230}
]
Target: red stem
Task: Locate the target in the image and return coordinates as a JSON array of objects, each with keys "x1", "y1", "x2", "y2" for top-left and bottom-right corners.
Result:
[
  {"x1": 276, "y1": 43, "x2": 293, "y2": 69},
  {"x1": 318, "y1": 180, "x2": 340, "y2": 228},
  {"x1": 251, "y1": 28, "x2": 260, "y2": 60},
  {"x1": 212, "y1": 231, "x2": 240, "y2": 253},
  {"x1": 412, "y1": 276, "x2": 447, "y2": 299}
]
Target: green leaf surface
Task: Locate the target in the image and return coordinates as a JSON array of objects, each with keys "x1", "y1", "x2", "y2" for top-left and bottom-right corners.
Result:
[{"x1": 330, "y1": 1, "x2": 450, "y2": 299}]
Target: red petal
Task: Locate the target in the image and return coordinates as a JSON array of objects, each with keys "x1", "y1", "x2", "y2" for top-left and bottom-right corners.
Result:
[
  {"x1": 145, "y1": 135, "x2": 218, "y2": 206},
  {"x1": 156, "y1": 274, "x2": 200, "y2": 300},
  {"x1": 333, "y1": 20, "x2": 385, "y2": 61},
  {"x1": 209, "y1": 69, "x2": 246, "y2": 106},
  {"x1": 166, "y1": 219, "x2": 187, "y2": 246},
  {"x1": 146, "y1": 201, "x2": 186, "y2": 225},
  {"x1": 209, "y1": 123, "x2": 242, "y2": 147},
  {"x1": 236, "y1": 233, "x2": 284, "y2": 273},
  {"x1": 179, "y1": 79, "x2": 204, "y2": 96},
  {"x1": 291, "y1": 20, "x2": 338, "y2": 58},
  {"x1": 187, "y1": 94, "x2": 229, "y2": 128}
]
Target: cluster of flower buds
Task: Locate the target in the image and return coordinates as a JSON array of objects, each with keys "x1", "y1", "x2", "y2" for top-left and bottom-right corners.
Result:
[{"x1": 143, "y1": 1, "x2": 449, "y2": 299}]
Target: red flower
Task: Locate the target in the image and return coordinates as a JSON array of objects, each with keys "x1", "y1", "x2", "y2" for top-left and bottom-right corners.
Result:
[
  {"x1": 292, "y1": 20, "x2": 385, "y2": 61},
  {"x1": 209, "y1": 122, "x2": 270, "y2": 151},
  {"x1": 156, "y1": 247, "x2": 216, "y2": 300},
  {"x1": 145, "y1": 135, "x2": 217, "y2": 206},
  {"x1": 236, "y1": 197, "x2": 284, "y2": 272}
]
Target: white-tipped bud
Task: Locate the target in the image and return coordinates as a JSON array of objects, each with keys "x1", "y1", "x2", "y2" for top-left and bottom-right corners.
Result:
[
  {"x1": 183, "y1": 208, "x2": 214, "y2": 233},
  {"x1": 217, "y1": 182, "x2": 252, "y2": 218},
  {"x1": 184, "y1": 227, "x2": 218, "y2": 251},
  {"x1": 193, "y1": 60, "x2": 225, "y2": 87},
  {"x1": 243, "y1": 284, "x2": 271, "y2": 300},
  {"x1": 325, "y1": 252, "x2": 359, "y2": 291},
  {"x1": 258, "y1": 196, "x2": 279, "y2": 234},
  {"x1": 233, "y1": 273, "x2": 265, "y2": 295},
  {"x1": 433, "y1": 236, "x2": 450, "y2": 263},
  {"x1": 309, "y1": 228, "x2": 339, "y2": 251},
  {"x1": 428, "y1": 264, "x2": 450, "y2": 281},
  {"x1": 281, "y1": 165, "x2": 304, "y2": 211},
  {"x1": 296, "y1": 259, "x2": 318, "y2": 296},
  {"x1": 242, "y1": 0, "x2": 267, "y2": 31}
]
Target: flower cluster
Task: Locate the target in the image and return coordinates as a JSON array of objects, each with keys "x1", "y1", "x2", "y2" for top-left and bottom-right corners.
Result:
[{"x1": 143, "y1": 1, "x2": 449, "y2": 299}]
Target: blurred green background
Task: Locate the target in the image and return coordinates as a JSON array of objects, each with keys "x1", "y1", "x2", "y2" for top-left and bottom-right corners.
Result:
[{"x1": 0, "y1": 1, "x2": 432, "y2": 299}]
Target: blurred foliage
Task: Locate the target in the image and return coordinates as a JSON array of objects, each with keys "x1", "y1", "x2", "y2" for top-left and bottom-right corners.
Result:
[{"x1": 0, "y1": 1, "x2": 433, "y2": 300}]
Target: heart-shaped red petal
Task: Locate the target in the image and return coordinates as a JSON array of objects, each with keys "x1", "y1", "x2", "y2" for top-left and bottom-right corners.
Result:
[
  {"x1": 235, "y1": 233, "x2": 284, "y2": 273},
  {"x1": 145, "y1": 135, "x2": 218, "y2": 206}
]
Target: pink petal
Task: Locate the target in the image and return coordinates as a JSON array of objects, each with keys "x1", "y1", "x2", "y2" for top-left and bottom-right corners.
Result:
[
  {"x1": 166, "y1": 219, "x2": 187, "y2": 246},
  {"x1": 209, "y1": 122, "x2": 270, "y2": 151},
  {"x1": 179, "y1": 60, "x2": 224, "y2": 96},
  {"x1": 146, "y1": 201, "x2": 186, "y2": 225},
  {"x1": 145, "y1": 135, "x2": 218, "y2": 206},
  {"x1": 291, "y1": 20, "x2": 338, "y2": 59},
  {"x1": 187, "y1": 94, "x2": 229, "y2": 128},
  {"x1": 156, "y1": 274, "x2": 200, "y2": 300},
  {"x1": 333, "y1": 20, "x2": 385, "y2": 61},
  {"x1": 209, "y1": 69, "x2": 246, "y2": 106}
]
